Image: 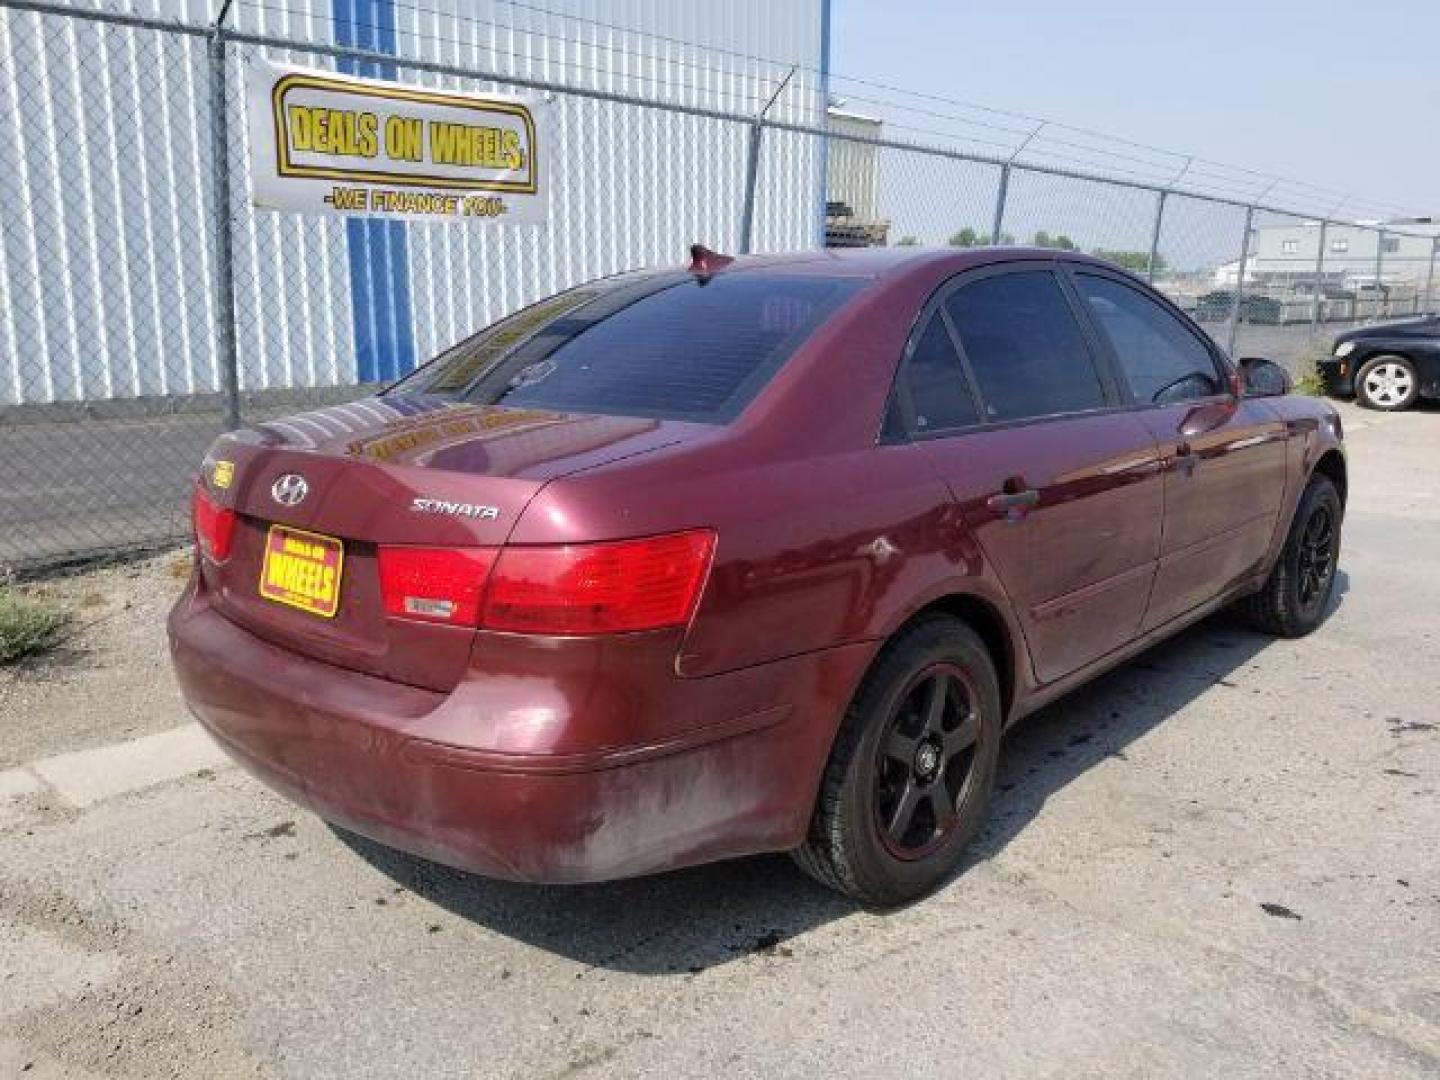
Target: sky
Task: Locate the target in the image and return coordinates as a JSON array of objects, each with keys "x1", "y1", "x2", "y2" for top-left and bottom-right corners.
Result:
[{"x1": 829, "y1": 0, "x2": 1438, "y2": 223}]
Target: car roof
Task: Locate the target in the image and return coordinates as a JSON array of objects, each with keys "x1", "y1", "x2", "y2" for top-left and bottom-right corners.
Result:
[{"x1": 687, "y1": 245, "x2": 1118, "y2": 281}]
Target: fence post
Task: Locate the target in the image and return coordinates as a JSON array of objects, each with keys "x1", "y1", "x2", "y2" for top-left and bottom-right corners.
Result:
[
  {"x1": 1425, "y1": 237, "x2": 1438, "y2": 315},
  {"x1": 207, "y1": 11, "x2": 241, "y2": 431},
  {"x1": 738, "y1": 123, "x2": 763, "y2": 255},
  {"x1": 1226, "y1": 205, "x2": 1254, "y2": 358},
  {"x1": 1373, "y1": 228, "x2": 1386, "y2": 320},
  {"x1": 737, "y1": 68, "x2": 795, "y2": 256},
  {"x1": 1310, "y1": 220, "x2": 1328, "y2": 335},
  {"x1": 990, "y1": 164, "x2": 1010, "y2": 245},
  {"x1": 1146, "y1": 190, "x2": 1167, "y2": 282}
]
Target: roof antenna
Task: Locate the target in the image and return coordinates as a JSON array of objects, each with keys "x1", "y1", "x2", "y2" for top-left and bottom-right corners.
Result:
[{"x1": 689, "y1": 243, "x2": 734, "y2": 278}]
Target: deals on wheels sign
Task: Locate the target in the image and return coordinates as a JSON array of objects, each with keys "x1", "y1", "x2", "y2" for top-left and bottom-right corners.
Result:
[{"x1": 246, "y1": 60, "x2": 547, "y2": 224}]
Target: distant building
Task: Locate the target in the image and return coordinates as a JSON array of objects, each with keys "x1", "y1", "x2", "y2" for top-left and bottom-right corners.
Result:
[
  {"x1": 1215, "y1": 222, "x2": 1435, "y2": 292},
  {"x1": 825, "y1": 107, "x2": 889, "y2": 248}
]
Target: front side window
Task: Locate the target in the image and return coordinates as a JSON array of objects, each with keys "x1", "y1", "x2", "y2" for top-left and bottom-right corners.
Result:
[
  {"x1": 392, "y1": 274, "x2": 861, "y2": 423},
  {"x1": 944, "y1": 271, "x2": 1106, "y2": 422},
  {"x1": 1075, "y1": 274, "x2": 1223, "y2": 405},
  {"x1": 1281, "y1": 239, "x2": 1299, "y2": 254}
]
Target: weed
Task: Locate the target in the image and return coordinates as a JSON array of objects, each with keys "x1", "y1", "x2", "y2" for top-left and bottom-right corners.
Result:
[
  {"x1": 0, "y1": 590, "x2": 70, "y2": 664},
  {"x1": 1291, "y1": 343, "x2": 1331, "y2": 397}
]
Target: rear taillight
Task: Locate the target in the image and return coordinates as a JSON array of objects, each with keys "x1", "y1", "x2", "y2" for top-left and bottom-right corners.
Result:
[
  {"x1": 483, "y1": 530, "x2": 716, "y2": 635},
  {"x1": 378, "y1": 546, "x2": 497, "y2": 625},
  {"x1": 376, "y1": 530, "x2": 715, "y2": 634},
  {"x1": 192, "y1": 484, "x2": 236, "y2": 563}
]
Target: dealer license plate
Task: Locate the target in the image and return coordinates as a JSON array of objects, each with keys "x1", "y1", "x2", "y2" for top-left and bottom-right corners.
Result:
[{"x1": 259, "y1": 524, "x2": 344, "y2": 618}]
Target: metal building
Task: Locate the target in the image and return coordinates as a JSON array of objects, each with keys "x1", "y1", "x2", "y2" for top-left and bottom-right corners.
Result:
[{"x1": 0, "y1": 0, "x2": 829, "y2": 405}]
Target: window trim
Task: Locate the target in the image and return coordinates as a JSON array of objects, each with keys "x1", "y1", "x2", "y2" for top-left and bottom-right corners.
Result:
[
  {"x1": 884, "y1": 308, "x2": 984, "y2": 440},
  {"x1": 1059, "y1": 263, "x2": 1238, "y2": 414},
  {"x1": 886, "y1": 261, "x2": 1134, "y2": 442}
]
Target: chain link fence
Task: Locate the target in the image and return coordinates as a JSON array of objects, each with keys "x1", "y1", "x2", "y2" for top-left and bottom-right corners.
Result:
[{"x1": 3, "y1": 0, "x2": 1437, "y2": 573}]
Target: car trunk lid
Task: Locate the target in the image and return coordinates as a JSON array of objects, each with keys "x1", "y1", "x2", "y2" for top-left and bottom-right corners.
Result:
[{"x1": 197, "y1": 397, "x2": 696, "y2": 691}]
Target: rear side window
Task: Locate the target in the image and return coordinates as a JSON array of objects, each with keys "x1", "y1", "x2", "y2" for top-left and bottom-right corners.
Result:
[
  {"x1": 392, "y1": 274, "x2": 860, "y2": 423},
  {"x1": 895, "y1": 314, "x2": 978, "y2": 433},
  {"x1": 1075, "y1": 273, "x2": 1223, "y2": 405},
  {"x1": 944, "y1": 271, "x2": 1106, "y2": 422}
]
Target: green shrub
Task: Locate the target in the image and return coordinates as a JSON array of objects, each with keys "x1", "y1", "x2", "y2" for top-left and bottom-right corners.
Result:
[
  {"x1": 1292, "y1": 343, "x2": 1330, "y2": 397},
  {"x1": 0, "y1": 590, "x2": 69, "y2": 664}
]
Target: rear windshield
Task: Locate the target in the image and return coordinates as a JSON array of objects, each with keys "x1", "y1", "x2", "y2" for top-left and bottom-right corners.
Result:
[{"x1": 388, "y1": 273, "x2": 861, "y2": 423}]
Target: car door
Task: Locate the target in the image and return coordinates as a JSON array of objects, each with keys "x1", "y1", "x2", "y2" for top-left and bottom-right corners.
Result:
[
  {"x1": 1067, "y1": 268, "x2": 1289, "y2": 631},
  {"x1": 893, "y1": 264, "x2": 1165, "y2": 685}
]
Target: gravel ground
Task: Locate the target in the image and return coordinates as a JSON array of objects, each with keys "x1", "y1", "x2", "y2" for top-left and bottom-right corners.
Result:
[
  {"x1": 0, "y1": 399, "x2": 1437, "y2": 1079},
  {"x1": 0, "y1": 553, "x2": 191, "y2": 767}
]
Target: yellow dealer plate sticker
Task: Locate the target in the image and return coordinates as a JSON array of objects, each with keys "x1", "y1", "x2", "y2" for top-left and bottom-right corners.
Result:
[{"x1": 259, "y1": 525, "x2": 344, "y2": 619}]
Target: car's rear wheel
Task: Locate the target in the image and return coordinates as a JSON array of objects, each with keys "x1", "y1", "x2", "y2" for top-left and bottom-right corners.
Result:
[
  {"x1": 1240, "y1": 474, "x2": 1342, "y2": 637},
  {"x1": 1355, "y1": 354, "x2": 1418, "y2": 411},
  {"x1": 792, "y1": 614, "x2": 1000, "y2": 907}
]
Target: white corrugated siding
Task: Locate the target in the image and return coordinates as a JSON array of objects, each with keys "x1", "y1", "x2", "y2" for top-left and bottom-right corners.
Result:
[
  {"x1": 0, "y1": 0, "x2": 824, "y2": 404},
  {"x1": 1, "y1": 5, "x2": 219, "y2": 405},
  {"x1": 828, "y1": 111, "x2": 881, "y2": 221}
]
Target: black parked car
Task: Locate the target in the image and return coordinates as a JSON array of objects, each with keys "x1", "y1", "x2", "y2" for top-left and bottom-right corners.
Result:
[{"x1": 1319, "y1": 315, "x2": 1440, "y2": 411}]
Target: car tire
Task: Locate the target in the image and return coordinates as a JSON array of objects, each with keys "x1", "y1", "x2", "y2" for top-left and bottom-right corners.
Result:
[
  {"x1": 1240, "y1": 474, "x2": 1342, "y2": 638},
  {"x1": 1354, "y1": 354, "x2": 1419, "y2": 411},
  {"x1": 792, "y1": 614, "x2": 1001, "y2": 907}
]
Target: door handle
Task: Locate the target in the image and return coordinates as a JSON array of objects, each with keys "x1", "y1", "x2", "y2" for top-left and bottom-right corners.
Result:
[
  {"x1": 986, "y1": 488, "x2": 1040, "y2": 517},
  {"x1": 1172, "y1": 441, "x2": 1198, "y2": 476}
]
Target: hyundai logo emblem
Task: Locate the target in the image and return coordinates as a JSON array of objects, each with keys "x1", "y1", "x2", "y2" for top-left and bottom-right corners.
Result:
[{"x1": 271, "y1": 473, "x2": 309, "y2": 507}]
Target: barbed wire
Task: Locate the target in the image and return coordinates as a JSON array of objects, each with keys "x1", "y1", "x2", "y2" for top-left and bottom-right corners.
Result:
[
  {"x1": 8, "y1": 0, "x2": 1430, "y2": 223},
  {"x1": 284, "y1": 0, "x2": 1428, "y2": 221}
]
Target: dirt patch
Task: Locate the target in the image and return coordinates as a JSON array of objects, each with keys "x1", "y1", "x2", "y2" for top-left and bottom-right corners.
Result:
[
  {"x1": 0, "y1": 551, "x2": 192, "y2": 766},
  {"x1": 1, "y1": 880, "x2": 269, "y2": 1079}
]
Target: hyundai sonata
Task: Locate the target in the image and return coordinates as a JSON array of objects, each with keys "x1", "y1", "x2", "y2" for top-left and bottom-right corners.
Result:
[{"x1": 170, "y1": 246, "x2": 1345, "y2": 905}]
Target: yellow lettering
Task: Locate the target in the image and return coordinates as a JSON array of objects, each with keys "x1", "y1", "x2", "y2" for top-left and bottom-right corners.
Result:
[
  {"x1": 357, "y1": 112, "x2": 378, "y2": 158},
  {"x1": 501, "y1": 130, "x2": 522, "y2": 170},
  {"x1": 429, "y1": 122, "x2": 522, "y2": 169},
  {"x1": 289, "y1": 105, "x2": 315, "y2": 151},
  {"x1": 327, "y1": 187, "x2": 367, "y2": 210},
  {"x1": 291, "y1": 108, "x2": 377, "y2": 157},
  {"x1": 384, "y1": 115, "x2": 424, "y2": 162}
]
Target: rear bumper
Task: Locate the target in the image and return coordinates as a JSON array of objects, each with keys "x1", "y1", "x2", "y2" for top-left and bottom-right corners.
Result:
[{"x1": 168, "y1": 581, "x2": 872, "y2": 883}]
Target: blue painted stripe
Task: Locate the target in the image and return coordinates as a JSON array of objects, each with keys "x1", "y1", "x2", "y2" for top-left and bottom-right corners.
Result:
[{"x1": 333, "y1": 0, "x2": 416, "y2": 384}]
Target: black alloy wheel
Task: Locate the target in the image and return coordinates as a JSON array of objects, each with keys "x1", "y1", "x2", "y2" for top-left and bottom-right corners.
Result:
[
  {"x1": 1240, "y1": 473, "x2": 1343, "y2": 638},
  {"x1": 1296, "y1": 503, "x2": 1337, "y2": 612},
  {"x1": 874, "y1": 664, "x2": 981, "y2": 859},
  {"x1": 793, "y1": 615, "x2": 1001, "y2": 907}
]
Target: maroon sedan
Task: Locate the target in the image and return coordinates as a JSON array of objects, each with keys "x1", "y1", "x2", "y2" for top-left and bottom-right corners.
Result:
[{"x1": 169, "y1": 246, "x2": 1345, "y2": 905}]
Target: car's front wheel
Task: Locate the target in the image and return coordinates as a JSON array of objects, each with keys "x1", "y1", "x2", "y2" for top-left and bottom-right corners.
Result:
[
  {"x1": 1355, "y1": 354, "x2": 1418, "y2": 411},
  {"x1": 792, "y1": 614, "x2": 1001, "y2": 907},
  {"x1": 1240, "y1": 474, "x2": 1342, "y2": 637}
]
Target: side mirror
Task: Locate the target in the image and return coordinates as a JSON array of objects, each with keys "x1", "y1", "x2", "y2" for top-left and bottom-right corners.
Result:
[{"x1": 1239, "y1": 356, "x2": 1292, "y2": 397}]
